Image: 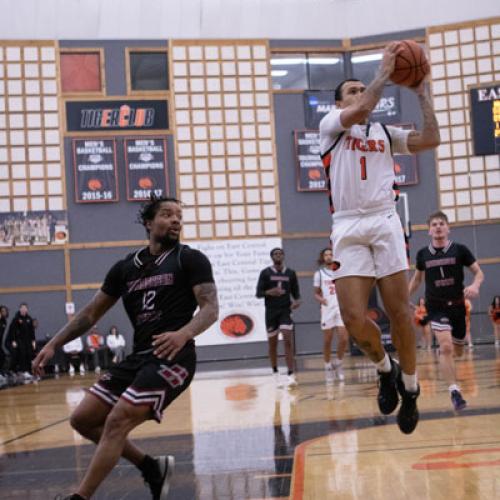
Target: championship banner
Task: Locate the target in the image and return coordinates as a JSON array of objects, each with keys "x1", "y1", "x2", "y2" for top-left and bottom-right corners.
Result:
[
  {"x1": 294, "y1": 130, "x2": 327, "y2": 192},
  {"x1": 469, "y1": 82, "x2": 500, "y2": 155},
  {"x1": 190, "y1": 237, "x2": 282, "y2": 346},
  {"x1": 124, "y1": 138, "x2": 169, "y2": 201},
  {"x1": 72, "y1": 139, "x2": 118, "y2": 203},
  {"x1": 66, "y1": 99, "x2": 169, "y2": 132}
]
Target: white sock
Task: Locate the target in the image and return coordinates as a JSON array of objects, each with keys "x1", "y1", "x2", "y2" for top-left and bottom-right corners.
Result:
[
  {"x1": 324, "y1": 362, "x2": 333, "y2": 370},
  {"x1": 402, "y1": 372, "x2": 418, "y2": 393},
  {"x1": 375, "y1": 353, "x2": 391, "y2": 373},
  {"x1": 449, "y1": 384, "x2": 460, "y2": 393}
]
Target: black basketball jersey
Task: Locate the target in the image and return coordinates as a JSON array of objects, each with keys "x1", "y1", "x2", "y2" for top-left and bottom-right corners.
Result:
[
  {"x1": 101, "y1": 244, "x2": 214, "y2": 353},
  {"x1": 416, "y1": 241, "x2": 476, "y2": 303},
  {"x1": 256, "y1": 266, "x2": 300, "y2": 310}
]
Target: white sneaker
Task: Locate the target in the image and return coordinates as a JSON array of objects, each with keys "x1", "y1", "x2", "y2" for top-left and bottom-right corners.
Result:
[
  {"x1": 287, "y1": 373, "x2": 298, "y2": 387},
  {"x1": 79, "y1": 365, "x2": 85, "y2": 375},
  {"x1": 325, "y1": 364, "x2": 334, "y2": 383},
  {"x1": 95, "y1": 366, "x2": 101, "y2": 374},
  {"x1": 336, "y1": 363, "x2": 345, "y2": 382},
  {"x1": 69, "y1": 365, "x2": 75, "y2": 376},
  {"x1": 273, "y1": 372, "x2": 283, "y2": 388},
  {"x1": 23, "y1": 371, "x2": 33, "y2": 380}
]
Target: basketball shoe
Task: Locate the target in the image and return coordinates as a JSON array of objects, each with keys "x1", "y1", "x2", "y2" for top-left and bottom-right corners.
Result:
[
  {"x1": 377, "y1": 357, "x2": 400, "y2": 415},
  {"x1": 451, "y1": 390, "x2": 467, "y2": 411},
  {"x1": 143, "y1": 455, "x2": 175, "y2": 500}
]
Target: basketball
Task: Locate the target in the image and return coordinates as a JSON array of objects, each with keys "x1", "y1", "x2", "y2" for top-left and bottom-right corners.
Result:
[{"x1": 390, "y1": 40, "x2": 430, "y2": 87}]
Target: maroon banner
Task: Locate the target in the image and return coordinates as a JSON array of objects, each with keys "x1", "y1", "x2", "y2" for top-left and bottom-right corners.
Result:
[
  {"x1": 124, "y1": 138, "x2": 169, "y2": 201},
  {"x1": 72, "y1": 139, "x2": 118, "y2": 203}
]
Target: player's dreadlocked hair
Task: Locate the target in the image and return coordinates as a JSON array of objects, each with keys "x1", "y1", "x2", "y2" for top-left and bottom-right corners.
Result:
[{"x1": 137, "y1": 194, "x2": 182, "y2": 234}]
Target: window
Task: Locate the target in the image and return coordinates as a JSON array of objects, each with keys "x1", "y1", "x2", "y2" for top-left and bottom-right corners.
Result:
[
  {"x1": 308, "y1": 54, "x2": 344, "y2": 90},
  {"x1": 351, "y1": 50, "x2": 384, "y2": 84},
  {"x1": 271, "y1": 52, "x2": 344, "y2": 90},
  {"x1": 271, "y1": 53, "x2": 307, "y2": 90},
  {"x1": 130, "y1": 51, "x2": 168, "y2": 91},
  {"x1": 60, "y1": 51, "x2": 102, "y2": 93}
]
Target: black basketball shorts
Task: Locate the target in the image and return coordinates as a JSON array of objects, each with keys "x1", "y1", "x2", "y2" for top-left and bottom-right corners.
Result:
[
  {"x1": 265, "y1": 308, "x2": 294, "y2": 338},
  {"x1": 88, "y1": 346, "x2": 196, "y2": 422},
  {"x1": 427, "y1": 303, "x2": 466, "y2": 345}
]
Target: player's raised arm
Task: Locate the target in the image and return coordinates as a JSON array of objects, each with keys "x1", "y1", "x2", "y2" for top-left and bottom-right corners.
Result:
[
  {"x1": 32, "y1": 290, "x2": 118, "y2": 375},
  {"x1": 339, "y1": 42, "x2": 402, "y2": 128},
  {"x1": 407, "y1": 80, "x2": 441, "y2": 153}
]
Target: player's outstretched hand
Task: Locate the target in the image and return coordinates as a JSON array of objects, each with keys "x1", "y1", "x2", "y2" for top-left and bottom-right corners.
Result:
[
  {"x1": 464, "y1": 284, "x2": 479, "y2": 299},
  {"x1": 32, "y1": 344, "x2": 55, "y2": 377},
  {"x1": 380, "y1": 41, "x2": 403, "y2": 77},
  {"x1": 153, "y1": 330, "x2": 190, "y2": 361}
]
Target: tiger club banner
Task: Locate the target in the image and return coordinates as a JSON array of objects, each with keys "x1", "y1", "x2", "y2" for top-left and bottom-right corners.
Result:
[
  {"x1": 190, "y1": 237, "x2": 281, "y2": 346},
  {"x1": 73, "y1": 139, "x2": 118, "y2": 203}
]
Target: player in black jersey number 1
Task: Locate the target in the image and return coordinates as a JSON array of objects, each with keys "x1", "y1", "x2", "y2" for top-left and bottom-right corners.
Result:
[
  {"x1": 409, "y1": 211, "x2": 484, "y2": 411},
  {"x1": 33, "y1": 197, "x2": 219, "y2": 500}
]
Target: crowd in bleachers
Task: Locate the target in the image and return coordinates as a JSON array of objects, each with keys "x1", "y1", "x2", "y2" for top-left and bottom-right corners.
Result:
[{"x1": 0, "y1": 302, "x2": 126, "y2": 389}]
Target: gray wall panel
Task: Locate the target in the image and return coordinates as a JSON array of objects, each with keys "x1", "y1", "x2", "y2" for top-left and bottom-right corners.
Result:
[
  {"x1": 70, "y1": 246, "x2": 143, "y2": 284},
  {"x1": 274, "y1": 93, "x2": 332, "y2": 233},
  {"x1": 0, "y1": 251, "x2": 65, "y2": 287},
  {"x1": 351, "y1": 29, "x2": 426, "y2": 46},
  {"x1": 0, "y1": 291, "x2": 67, "y2": 341},
  {"x1": 270, "y1": 39, "x2": 343, "y2": 48}
]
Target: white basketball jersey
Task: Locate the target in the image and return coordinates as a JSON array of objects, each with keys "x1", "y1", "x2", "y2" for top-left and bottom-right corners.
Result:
[
  {"x1": 313, "y1": 268, "x2": 340, "y2": 311},
  {"x1": 319, "y1": 108, "x2": 411, "y2": 218}
]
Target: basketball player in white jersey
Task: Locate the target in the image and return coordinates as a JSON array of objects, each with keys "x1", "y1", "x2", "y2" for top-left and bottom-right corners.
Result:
[
  {"x1": 313, "y1": 248, "x2": 348, "y2": 383},
  {"x1": 319, "y1": 42, "x2": 440, "y2": 434}
]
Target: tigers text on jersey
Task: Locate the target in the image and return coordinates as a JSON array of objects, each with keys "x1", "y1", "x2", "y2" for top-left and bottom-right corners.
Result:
[
  {"x1": 319, "y1": 108, "x2": 411, "y2": 218},
  {"x1": 101, "y1": 244, "x2": 214, "y2": 353},
  {"x1": 416, "y1": 241, "x2": 476, "y2": 303},
  {"x1": 313, "y1": 267, "x2": 340, "y2": 311}
]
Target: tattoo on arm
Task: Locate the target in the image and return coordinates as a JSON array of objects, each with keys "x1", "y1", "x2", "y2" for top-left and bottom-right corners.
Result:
[
  {"x1": 49, "y1": 291, "x2": 117, "y2": 349},
  {"x1": 183, "y1": 282, "x2": 219, "y2": 339},
  {"x1": 407, "y1": 91, "x2": 440, "y2": 152}
]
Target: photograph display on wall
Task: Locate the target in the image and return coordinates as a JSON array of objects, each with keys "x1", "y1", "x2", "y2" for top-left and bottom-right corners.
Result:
[
  {"x1": 72, "y1": 139, "x2": 119, "y2": 203},
  {"x1": 124, "y1": 138, "x2": 169, "y2": 201},
  {"x1": 294, "y1": 130, "x2": 327, "y2": 192},
  {"x1": 469, "y1": 82, "x2": 500, "y2": 156},
  {"x1": 0, "y1": 210, "x2": 68, "y2": 247}
]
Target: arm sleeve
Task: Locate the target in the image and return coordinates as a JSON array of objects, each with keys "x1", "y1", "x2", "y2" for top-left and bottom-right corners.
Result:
[
  {"x1": 416, "y1": 249, "x2": 425, "y2": 271},
  {"x1": 180, "y1": 248, "x2": 215, "y2": 288},
  {"x1": 313, "y1": 271, "x2": 320, "y2": 288},
  {"x1": 385, "y1": 126, "x2": 411, "y2": 155},
  {"x1": 290, "y1": 271, "x2": 301, "y2": 300},
  {"x1": 101, "y1": 260, "x2": 125, "y2": 298},
  {"x1": 256, "y1": 270, "x2": 267, "y2": 298},
  {"x1": 459, "y1": 244, "x2": 476, "y2": 267},
  {"x1": 319, "y1": 108, "x2": 345, "y2": 155}
]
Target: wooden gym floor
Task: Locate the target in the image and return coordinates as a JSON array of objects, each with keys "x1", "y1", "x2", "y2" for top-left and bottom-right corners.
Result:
[{"x1": 1, "y1": 345, "x2": 499, "y2": 499}]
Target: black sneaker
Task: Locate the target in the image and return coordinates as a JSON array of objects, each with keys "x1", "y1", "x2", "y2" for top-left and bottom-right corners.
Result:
[
  {"x1": 377, "y1": 358, "x2": 400, "y2": 415},
  {"x1": 451, "y1": 390, "x2": 467, "y2": 411},
  {"x1": 397, "y1": 384, "x2": 420, "y2": 434},
  {"x1": 143, "y1": 455, "x2": 175, "y2": 500}
]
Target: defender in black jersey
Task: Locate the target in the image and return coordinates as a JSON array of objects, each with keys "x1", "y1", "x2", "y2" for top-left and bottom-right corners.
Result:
[
  {"x1": 409, "y1": 211, "x2": 483, "y2": 411},
  {"x1": 32, "y1": 197, "x2": 218, "y2": 500},
  {"x1": 256, "y1": 248, "x2": 301, "y2": 387}
]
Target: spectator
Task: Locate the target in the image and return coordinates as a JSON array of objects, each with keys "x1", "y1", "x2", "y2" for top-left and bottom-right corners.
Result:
[
  {"x1": 106, "y1": 326, "x2": 126, "y2": 364},
  {"x1": 86, "y1": 326, "x2": 106, "y2": 373},
  {"x1": 0, "y1": 305, "x2": 9, "y2": 372},
  {"x1": 7, "y1": 303, "x2": 35, "y2": 379},
  {"x1": 63, "y1": 337, "x2": 85, "y2": 376},
  {"x1": 489, "y1": 295, "x2": 500, "y2": 347}
]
